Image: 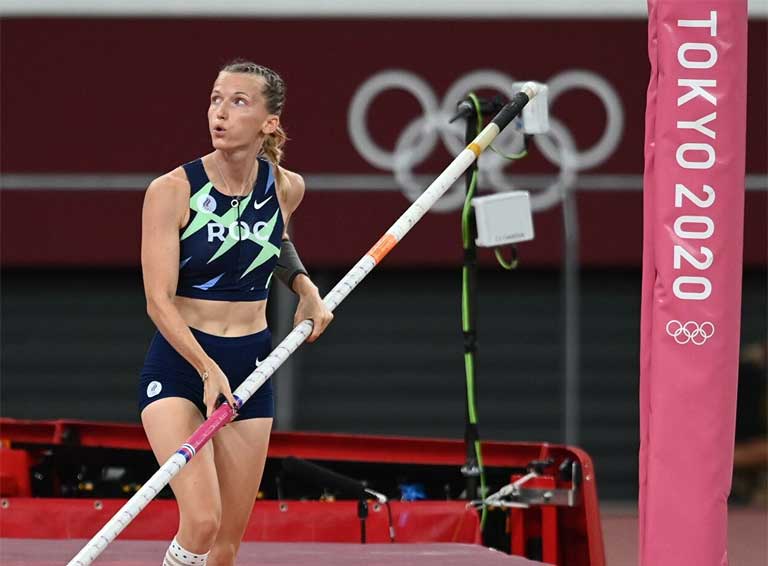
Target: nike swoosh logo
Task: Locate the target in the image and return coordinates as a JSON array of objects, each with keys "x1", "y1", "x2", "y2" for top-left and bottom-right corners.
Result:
[
  {"x1": 255, "y1": 358, "x2": 263, "y2": 367},
  {"x1": 253, "y1": 196, "x2": 273, "y2": 210}
]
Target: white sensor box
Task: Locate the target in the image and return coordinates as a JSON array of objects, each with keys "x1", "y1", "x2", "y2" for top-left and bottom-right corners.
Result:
[
  {"x1": 513, "y1": 82, "x2": 549, "y2": 134},
  {"x1": 472, "y1": 191, "x2": 535, "y2": 248}
]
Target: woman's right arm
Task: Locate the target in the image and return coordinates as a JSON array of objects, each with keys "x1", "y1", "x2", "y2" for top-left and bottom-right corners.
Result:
[{"x1": 141, "y1": 172, "x2": 236, "y2": 416}]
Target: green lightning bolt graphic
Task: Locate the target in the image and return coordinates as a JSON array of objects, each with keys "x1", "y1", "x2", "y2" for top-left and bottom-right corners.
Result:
[
  {"x1": 240, "y1": 210, "x2": 281, "y2": 278},
  {"x1": 181, "y1": 184, "x2": 279, "y2": 272}
]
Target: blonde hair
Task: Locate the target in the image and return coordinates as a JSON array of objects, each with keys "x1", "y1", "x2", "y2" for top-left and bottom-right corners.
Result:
[
  {"x1": 220, "y1": 59, "x2": 288, "y2": 169},
  {"x1": 262, "y1": 123, "x2": 288, "y2": 166}
]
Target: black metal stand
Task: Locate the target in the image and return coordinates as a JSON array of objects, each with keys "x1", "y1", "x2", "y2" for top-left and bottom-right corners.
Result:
[
  {"x1": 357, "y1": 498, "x2": 368, "y2": 544},
  {"x1": 459, "y1": 95, "x2": 506, "y2": 502}
]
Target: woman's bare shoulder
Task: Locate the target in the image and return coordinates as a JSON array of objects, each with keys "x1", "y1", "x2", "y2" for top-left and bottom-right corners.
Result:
[
  {"x1": 146, "y1": 166, "x2": 190, "y2": 195},
  {"x1": 142, "y1": 167, "x2": 192, "y2": 230}
]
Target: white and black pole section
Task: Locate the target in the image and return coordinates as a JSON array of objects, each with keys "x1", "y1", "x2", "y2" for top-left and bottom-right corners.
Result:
[{"x1": 66, "y1": 82, "x2": 540, "y2": 566}]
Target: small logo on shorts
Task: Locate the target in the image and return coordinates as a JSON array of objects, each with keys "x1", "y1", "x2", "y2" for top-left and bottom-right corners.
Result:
[
  {"x1": 255, "y1": 358, "x2": 263, "y2": 367},
  {"x1": 146, "y1": 381, "x2": 163, "y2": 398},
  {"x1": 197, "y1": 194, "x2": 217, "y2": 213}
]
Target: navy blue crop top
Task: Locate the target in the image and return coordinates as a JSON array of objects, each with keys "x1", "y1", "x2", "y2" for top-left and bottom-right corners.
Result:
[{"x1": 175, "y1": 158, "x2": 284, "y2": 301}]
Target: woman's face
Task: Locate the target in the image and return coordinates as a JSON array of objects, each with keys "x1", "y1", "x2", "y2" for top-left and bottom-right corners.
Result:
[{"x1": 208, "y1": 72, "x2": 279, "y2": 151}]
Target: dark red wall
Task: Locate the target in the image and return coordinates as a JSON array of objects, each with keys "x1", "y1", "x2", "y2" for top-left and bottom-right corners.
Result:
[{"x1": 2, "y1": 18, "x2": 765, "y2": 267}]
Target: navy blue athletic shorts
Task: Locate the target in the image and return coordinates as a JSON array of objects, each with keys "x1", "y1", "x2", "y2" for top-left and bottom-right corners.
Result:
[{"x1": 138, "y1": 327, "x2": 274, "y2": 420}]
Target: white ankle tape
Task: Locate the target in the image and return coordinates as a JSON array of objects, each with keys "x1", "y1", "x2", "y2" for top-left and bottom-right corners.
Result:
[{"x1": 163, "y1": 538, "x2": 209, "y2": 566}]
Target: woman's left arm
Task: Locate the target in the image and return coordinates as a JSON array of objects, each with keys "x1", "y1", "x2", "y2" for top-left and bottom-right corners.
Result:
[{"x1": 278, "y1": 168, "x2": 334, "y2": 342}]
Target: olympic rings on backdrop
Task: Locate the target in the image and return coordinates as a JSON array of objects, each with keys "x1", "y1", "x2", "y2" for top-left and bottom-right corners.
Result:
[
  {"x1": 665, "y1": 320, "x2": 716, "y2": 346},
  {"x1": 348, "y1": 69, "x2": 624, "y2": 212}
]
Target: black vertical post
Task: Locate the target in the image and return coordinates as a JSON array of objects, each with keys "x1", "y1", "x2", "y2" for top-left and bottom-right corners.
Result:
[
  {"x1": 458, "y1": 96, "x2": 508, "y2": 504},
  {"x1": 461, "y1": 108, "x2": 481, "y2": 501},
  {"x1": 358, "y1": 498, "x2": 368, "y2": 544}
]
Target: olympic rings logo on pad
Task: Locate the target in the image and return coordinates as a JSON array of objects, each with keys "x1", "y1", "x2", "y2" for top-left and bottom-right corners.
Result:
[
  {"x1": 347, "y1": 69, "x2": 624, "y2": 212},
  {"x1": 665, "y1": 320, "x2": 715, "y2": 346}
]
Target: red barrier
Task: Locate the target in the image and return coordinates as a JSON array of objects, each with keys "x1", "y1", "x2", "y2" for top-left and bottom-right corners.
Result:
[
  {"x1": 0, "y1": 418, "x2": 605, "y2": 565},
  {"x1": 0, "y1": 498, "x2": 479, "y2": 543},
  {"x1": 0, "y1": 449, "x2": 32, "y2": 497}
]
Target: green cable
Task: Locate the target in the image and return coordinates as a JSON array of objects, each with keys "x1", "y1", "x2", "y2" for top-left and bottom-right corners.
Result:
[
  {"x1": 464, "y1": 94, "x2": 525, "y2": 272},
  {"x1": 494, "y1": 248, "x2": 518, "y2": 270},
  {"x1": 461, "y1": 94, "x2": 529, "y2": 530},
  {"x1": 489, "y1": 145, "x2": 528, "y2": 160},
  {"x1": 460, "y1": 93, "x2": 488, "y2": 529}
]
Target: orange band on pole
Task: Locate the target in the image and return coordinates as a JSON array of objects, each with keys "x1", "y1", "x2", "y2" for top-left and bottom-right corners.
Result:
[
  {"x1": 467, "y1": 143, "x2": 482, "y2": 157},
  {"x1": 367, "y1": 233, "x2": 398, "y2": 264}
]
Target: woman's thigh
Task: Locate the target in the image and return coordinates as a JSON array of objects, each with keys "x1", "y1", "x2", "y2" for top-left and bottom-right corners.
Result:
[
  {"x1": 141, "y1": 397, "x2": 221, "y2": 524},
  {"x1": 212, "y1": 417, "x2": 273, "y2": 542}
]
